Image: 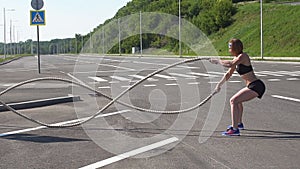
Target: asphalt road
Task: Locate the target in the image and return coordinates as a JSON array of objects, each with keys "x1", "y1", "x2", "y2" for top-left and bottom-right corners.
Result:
[{"x1": 0, "y1": 55, "x2": 299, "y2": 169}]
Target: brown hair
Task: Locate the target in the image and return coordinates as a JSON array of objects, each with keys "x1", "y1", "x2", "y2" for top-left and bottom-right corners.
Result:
[{"x1": 229, "y1": 39, "x2": 243, "y2": 54}]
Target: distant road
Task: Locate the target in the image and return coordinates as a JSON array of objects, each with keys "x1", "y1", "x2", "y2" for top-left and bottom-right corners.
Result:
[{"x1": 284, "y1": 2, "x2": 300, "y2": 5}]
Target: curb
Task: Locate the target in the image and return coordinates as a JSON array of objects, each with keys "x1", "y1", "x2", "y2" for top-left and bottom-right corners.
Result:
[
  {"x1": 0, "y1": 95, "x2": 81, "y2": 112},
  {"x1": 0, "y1": 56, "x2": 24, "y2": 66}
]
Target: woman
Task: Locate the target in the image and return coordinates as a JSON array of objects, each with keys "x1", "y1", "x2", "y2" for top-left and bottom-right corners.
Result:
[{"x1": 210, "y1": 38, "x2": 265, "y2": 136}]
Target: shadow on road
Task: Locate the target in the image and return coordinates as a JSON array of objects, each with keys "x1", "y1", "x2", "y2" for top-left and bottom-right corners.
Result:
[
  {"x1": 2, "y1": 133, "x2": 90, "y2": 143},
  {"x1": 238, "y1": 129, "x2": 300, "y2": 140}
]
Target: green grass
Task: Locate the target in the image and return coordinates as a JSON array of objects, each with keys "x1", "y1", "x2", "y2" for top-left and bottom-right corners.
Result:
[
  {"x1": 0, "y1": 56, "x2": 14, "y2": 63},
  {"x1": 210, "y1": 2, "x2": 300, "y2": 57},
  {"x1": 0, "y1": 54, "x2": 33, "y2": 63}
]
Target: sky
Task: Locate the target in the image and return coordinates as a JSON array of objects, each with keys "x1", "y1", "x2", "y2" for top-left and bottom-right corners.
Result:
[{"x1": 0, "y1": 0, "x2": 131, "y2": 42}]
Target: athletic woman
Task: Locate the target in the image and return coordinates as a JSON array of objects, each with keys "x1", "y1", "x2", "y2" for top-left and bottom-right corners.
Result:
[{"x1": 210, "y1": 39, "x2": 266, "y2": 136}]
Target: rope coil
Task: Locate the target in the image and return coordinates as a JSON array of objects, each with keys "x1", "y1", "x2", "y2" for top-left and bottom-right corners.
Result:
[{"x1": 0, "y1": 57, "x2": 218, "y2": 128}]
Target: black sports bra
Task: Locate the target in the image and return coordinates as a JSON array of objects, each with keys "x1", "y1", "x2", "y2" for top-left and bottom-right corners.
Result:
[{"x1": 236, "y1": 64, "x2": 253, "y2": 75}]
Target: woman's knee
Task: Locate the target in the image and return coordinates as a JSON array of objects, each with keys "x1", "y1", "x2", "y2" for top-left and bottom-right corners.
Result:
[{"x1": 230, "y1": 96, "x2": 239, "y2": 106}]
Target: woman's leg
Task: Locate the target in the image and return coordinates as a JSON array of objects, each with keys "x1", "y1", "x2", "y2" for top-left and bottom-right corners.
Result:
[
  {"x1": 230, "y1": 87, "x2": 258, "y2": 129},
  {"x1": 237, "y1": 103, "x2": 243, "y2": 123}
]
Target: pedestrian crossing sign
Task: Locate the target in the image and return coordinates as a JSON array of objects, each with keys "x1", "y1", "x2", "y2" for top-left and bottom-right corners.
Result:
[{"x1": 30, "y1": 10, "x2": 45, "y2": 26}]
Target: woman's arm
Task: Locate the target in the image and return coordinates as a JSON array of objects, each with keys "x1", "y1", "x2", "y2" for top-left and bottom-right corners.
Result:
[
  {"x1": 210, "y1": 54, "x2": 244, "y2": 68},
  {"x1": 210, "y1": 58, "x2": 234, "y2": 68},
  {"x1": 215, "y1": 67, "x2": 235, "y2": 92},
  {"x1": 219, "y1": 60, "x2": 233, "y2": 68},
  {"x1": 213, "y1": 55, "x2": 243, "y2": 92}
]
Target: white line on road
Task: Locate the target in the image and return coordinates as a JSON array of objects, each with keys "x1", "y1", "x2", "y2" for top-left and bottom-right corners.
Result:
[
  {"x1": 229, "y1": 80, "x2": 242, "y2": 83},
  {"x1": 98, "y1": 63, "x2": 135, "y2": 71},
  {"x1": 267, "y1": 79, "x2": 281, "y2": 82},
  {"x1": 286, "y1": 78, "x2": 299, "y2": 81},
  {"x1": 79, "y1": 137, "x2": 179, "y2": 169},
  {"x1": 88, "y1": 76, "x2": 108, "y2": 82},
  {"x1": 188, "y1": 82, "x2": 200, "y2": 85},
  {"x1": 208, "y1": 71, "x2": 239, "y2": 77},
  {"x1": 121, "y1": 85, "x2": 132, "y2": 88},
  {"x1": 0, "y1": 110, "x2": 131, "y2": 137},
  {"x1": 169, "y1": 73, "x2": 197, "y2": 79},
  {"x1": 276, "y1": 71, "x2": 299, "y2": 77},
  {"x1": 98, "y1": 86, "x2": 111, "y2": 89},
  {"x1": 189, "y1": 72, "x2": 218, "y2": 78},
  {"x1": 272, "y1": 95, "x2": 300, "y2": 103},
  {"x1": 165, "y1": 83, "x2": 178, "y2": 86},
  {"x1": 110, "y1": 76, "x2": 130, "y2": 81},
  {"x1": 128, "y1": 75, "x2": 158, "y2": 81},
  {"x1": 143, "y1": 84, "x2": 157, "y2": 87},
  {"x1": 258, "y1": 71, "x2": 284, "y2": 77},
  {"x1": 154, "y1": 74, "x2": 176, "y2": 80}
]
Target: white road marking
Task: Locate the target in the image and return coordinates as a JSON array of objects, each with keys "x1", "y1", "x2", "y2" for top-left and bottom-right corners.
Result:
[
  {"x1": 121, "y1": 85, "x2": 132, "y2": 88},
  {"x1": 98, "y1": 63, "x2": 135, "y2": 71},
  {"x1": 177, "y1": 65, "x2": 198, "y2": 69},
  {"x1": 267, "y1": 79, "x2": 281, "y2": 82},
  {"x1": 128, "y1": 75, "x2": 158, "y2": 81},
  {"x1": 258, "y1": 71, "x2": 284, "y2": 77},
  {"x1": 108, "y1": 81, "x2": 119, "y2": 84},
  {"x1": 102, "y1": 58, "x2": 124, "y2": 63},
  {"x1": 208, "y1": 71, "x2": 239, "y2": 77},
  {"x1": 131, "y1": 60, "x2": 197, "y2": 70},
  {"x1": 110, "y1": 76, "x2": 130, "y2": 81},
  {"x1": 63, "y1": 57, "x2": 134, "y2": 71},
  {"x1": 188, "y1": 82, "x2": 200, "y2": 85},
  {"x1": 276, "y1": 71, "x2": 299, "y2": 77},
  {"x1": 0, "y1": 110, "x2": 131, "y2": 137},
  {"x1": 165, "y1": 83, "x2": 178, "y2": 86},
  {"x1": 189, "y1": 72, "x2": 218, "y2": 78},
  {"x1": 88, "y1": 76, "x2": 108, "y2": 82},
  {"x1": 272, "y1": 95, "x2": 300, "y2": 103},
  {"x1": 98, "y1": 86, "x2": 111, "y2": 89},
  {"x1": 132, "y1": 60, "x2": 168, "y2": 66},
  {"x1": 169, "y1": 73, "x2": 197, "y2": 79},
  {"x1": 254, "y1": 73, "x2": 267, "y2": 77},
  {"x1": 229, "y1": 81, "x2": 242, "y2": 83},
  {"x1": 143, "y1": 84, "x2": 156, "y2": 87},
  {"x1": 154, "y1": 74, "x2": 176, "y2": 80},
  {"x1": 79, "y1": 137, "x2": 179, "y2": 169},
  {"x1": 295, "y1": 71, "x2": 300, "y2": 75},
  {"x1": 286, "y1": 78, "x2": 299, "y2": 81},
  {"x1": 2, "y1": 83, "x2": 36, "y2": 87},
  {"x1": 2, "y1": 83, "x2": 17, "y2": 87}
]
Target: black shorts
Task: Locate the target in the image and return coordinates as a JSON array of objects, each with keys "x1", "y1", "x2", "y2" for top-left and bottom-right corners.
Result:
[{"x1": 247, "y1": 79, "x2": 266, "y2": 99}]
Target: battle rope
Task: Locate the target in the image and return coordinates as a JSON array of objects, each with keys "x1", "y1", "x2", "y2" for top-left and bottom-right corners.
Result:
[{"x1": 0, "y1": 57, "x2": 218, "y2": 128}]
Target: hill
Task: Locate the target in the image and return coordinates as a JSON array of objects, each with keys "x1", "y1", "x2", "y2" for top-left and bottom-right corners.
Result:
[
  {"x1": 211, "y1": 2, "x2": 300, "y2": 57},
  {"x1": 104, "y1": 0, "x2": 300, "y2": 57}
]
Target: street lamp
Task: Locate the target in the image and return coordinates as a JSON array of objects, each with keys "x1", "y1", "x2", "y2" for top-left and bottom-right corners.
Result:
[
  {"x1": 3, "y1": 8, "x2": 15, "y2": 59},
  {"x1": 9, "y1": 20, "x2": 18, "y2": 55},
  {"x1": 179, "y1": 0, "x2": 182, "y2": 58},
  {"x1": 260, "y1": 0, "x2": 264, "y2": 60}
]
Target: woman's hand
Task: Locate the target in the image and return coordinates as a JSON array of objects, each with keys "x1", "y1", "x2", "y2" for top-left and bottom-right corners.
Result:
[
  {"x1": 214, "y1": 83, "x2": 221, "y2": 93},
  {"x1": 209, "y1": 58, "x2": 220, "y2": 65}
]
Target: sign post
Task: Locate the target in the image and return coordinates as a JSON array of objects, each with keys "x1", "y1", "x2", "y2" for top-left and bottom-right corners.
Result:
[{"x1": 30, "y1": 0, "x2": 45, "y2": 74}]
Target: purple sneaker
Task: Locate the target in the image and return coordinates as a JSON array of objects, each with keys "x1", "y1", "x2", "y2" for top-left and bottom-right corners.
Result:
[
  {"x1": 238, "y1": 123, "x2": 244, "y2": 130},
  {"x1": 227, "y1": 123, "x2": 244, "y2": 130},
  {"x1": 222, "y1": 127, "x2": 240, "y2": 136}
]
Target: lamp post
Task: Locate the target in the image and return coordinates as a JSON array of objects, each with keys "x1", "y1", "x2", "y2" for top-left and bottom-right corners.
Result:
[
  {"x1": 260, "y1": 0, "x2": 264, "y2": 60},
  {"x1": 179, "y1": 0, "x2": 182, "y2": 58},
  {"x1": 3, "y1": 8, "x2": 15, "y2": 59},
  {"x1": 140, "y1": 11, "x2": 142, "y2": 57},
  {"x1": 118, "y1": 18, "x2": 121, "y2": 56},
  {"x1": 11, "y1": 21, "x2": 19, "y2": 55}
]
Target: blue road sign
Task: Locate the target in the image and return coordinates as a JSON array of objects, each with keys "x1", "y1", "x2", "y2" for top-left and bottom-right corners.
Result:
[{"x1": 30, "y1": 10, "x2": 45, "y2": 26}]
